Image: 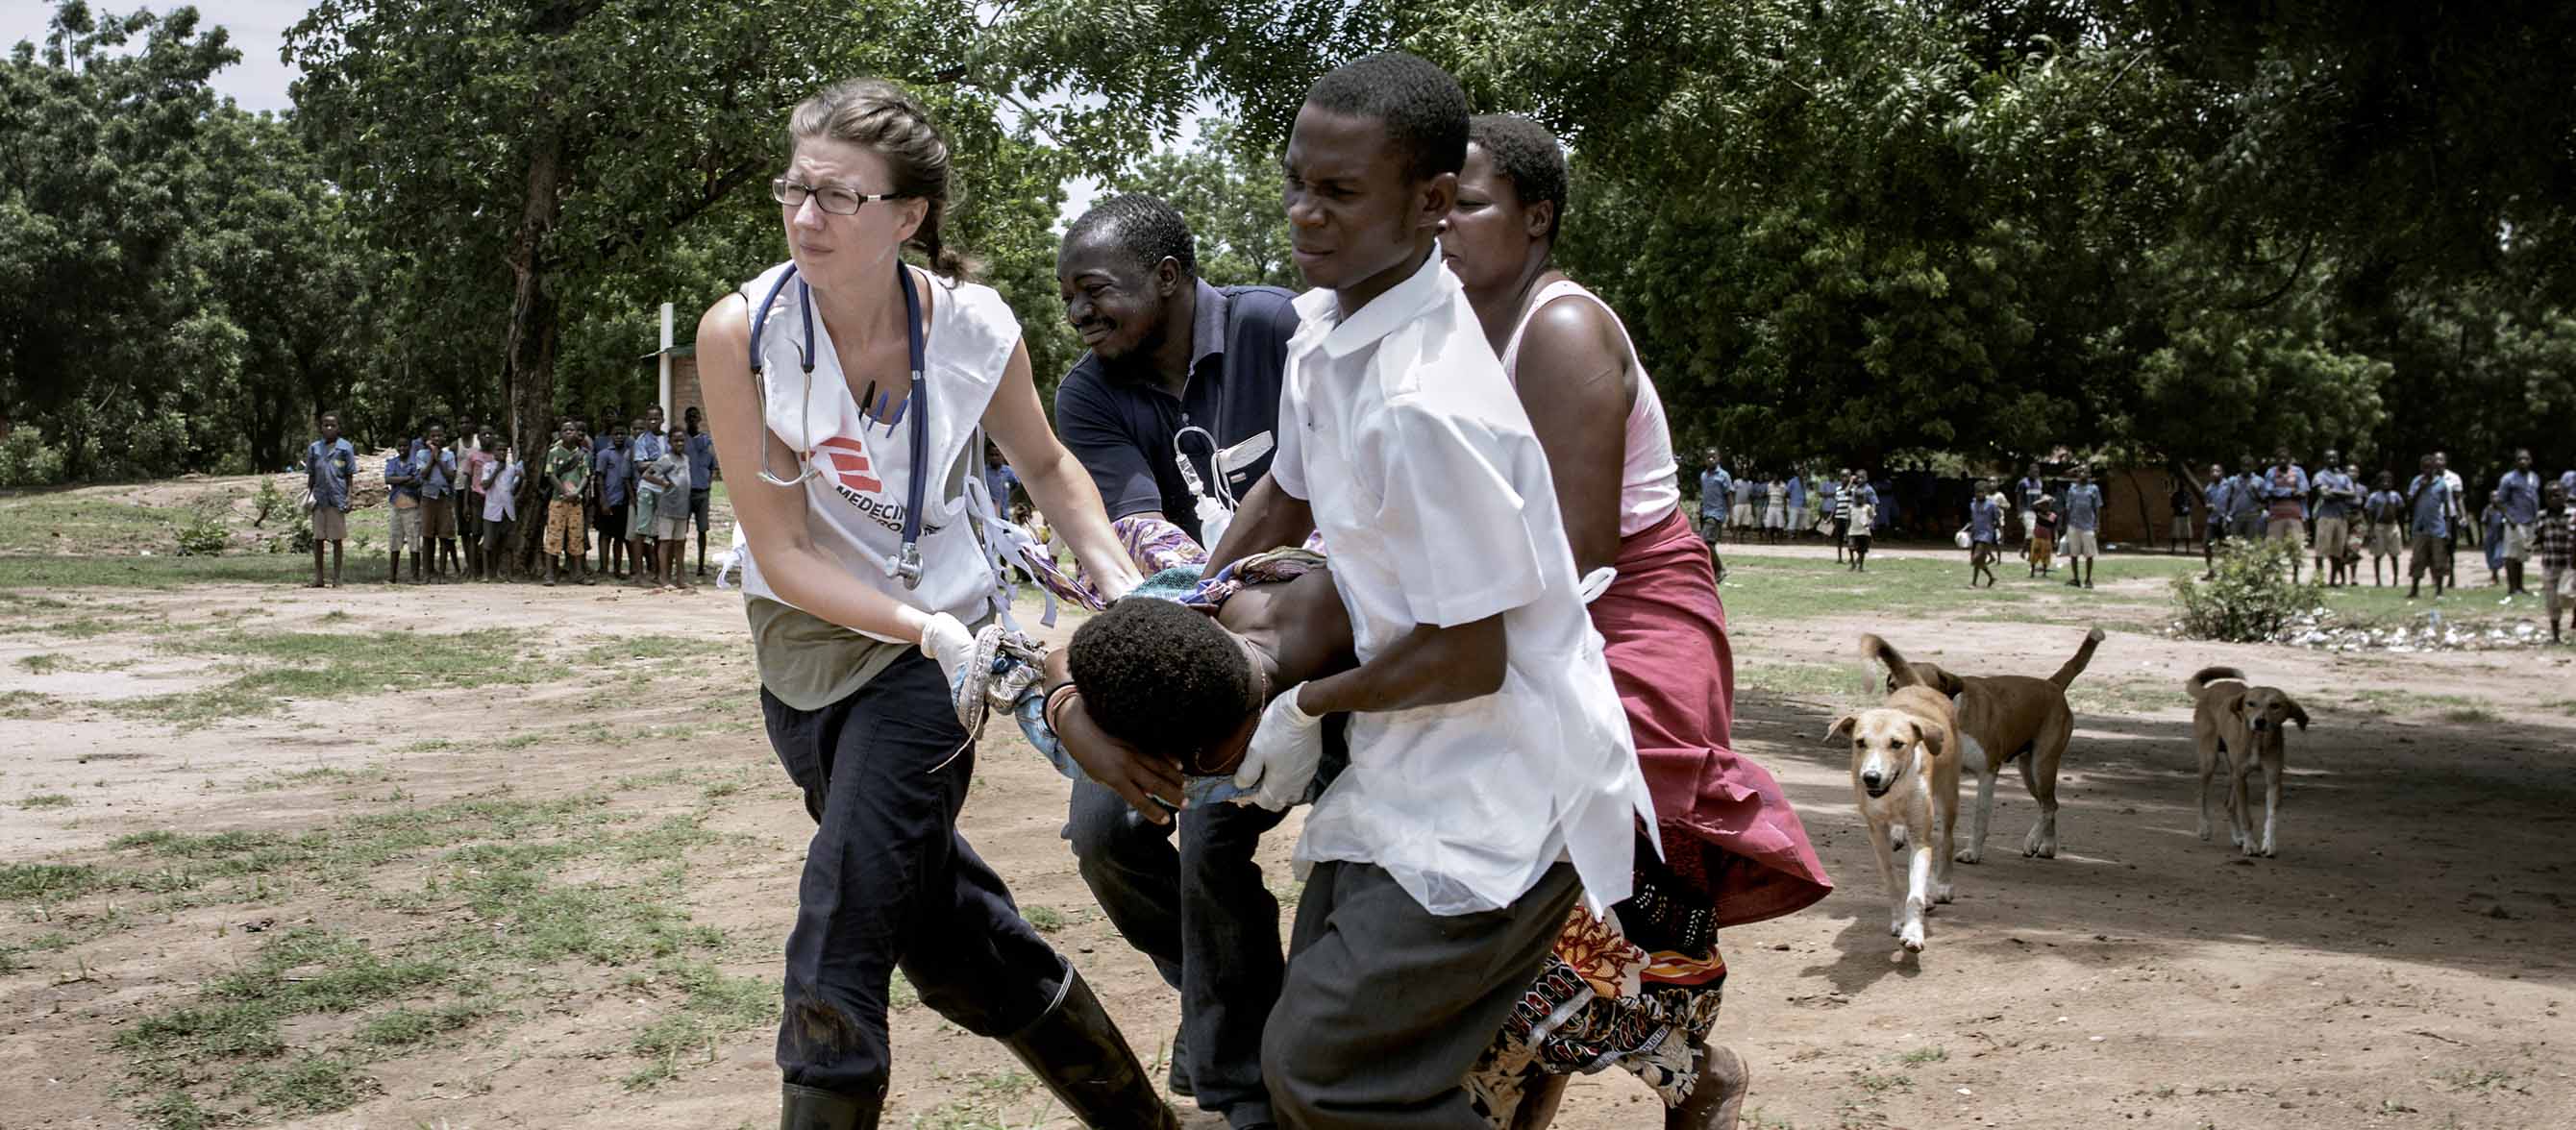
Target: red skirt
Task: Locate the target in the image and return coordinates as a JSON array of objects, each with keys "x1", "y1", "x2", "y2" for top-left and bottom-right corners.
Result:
[{"x1": 1594, "y1": 508, "x2": 1833, "y2": 927}]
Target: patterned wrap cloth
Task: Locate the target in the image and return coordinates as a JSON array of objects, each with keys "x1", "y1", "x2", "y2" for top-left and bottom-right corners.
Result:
[{"x1": 1468, "y1": 507, "x2": 1832, "y2": 1123}]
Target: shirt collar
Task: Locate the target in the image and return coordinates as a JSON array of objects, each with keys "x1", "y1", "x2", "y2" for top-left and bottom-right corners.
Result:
[
  {"x1": 1294, "y1": 242, "x2": 1452, "y2": 360},
  {"x1": 1187, "y1": 279, "x2": 1228, "y2": 376}
]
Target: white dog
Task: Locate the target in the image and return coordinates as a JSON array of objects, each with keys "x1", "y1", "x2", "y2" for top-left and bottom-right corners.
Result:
[{"x1": 1832, "y1": 635, "x2": 1963, "y2": 953}]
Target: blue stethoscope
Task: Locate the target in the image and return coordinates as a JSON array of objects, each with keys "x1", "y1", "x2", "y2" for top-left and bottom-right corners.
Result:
[{"x1": 749, "y1": 260, "x2": 929, "y2": 589}]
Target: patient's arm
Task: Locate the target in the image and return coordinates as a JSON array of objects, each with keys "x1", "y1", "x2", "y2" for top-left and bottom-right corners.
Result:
[{"x1": 1042, "y1": 647, "x2": 1188, "y2": 823}]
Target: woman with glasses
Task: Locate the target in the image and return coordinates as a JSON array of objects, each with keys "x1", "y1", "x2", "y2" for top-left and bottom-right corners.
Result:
[
  {"x1": 1442, "y1": 113, "x2": 1832, "y2": 1130},
  {"x1": 696, "y1": 79, "x2": 1162, "y2": 1129}
]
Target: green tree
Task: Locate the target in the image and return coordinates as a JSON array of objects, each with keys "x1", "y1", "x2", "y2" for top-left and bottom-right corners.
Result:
[{"x1": 1113, "y1": 120, "x2": 1300, "y2": 290}]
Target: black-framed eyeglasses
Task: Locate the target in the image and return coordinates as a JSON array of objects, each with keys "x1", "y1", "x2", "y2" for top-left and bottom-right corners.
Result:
[{"x1": 771, "y1": 178, "x2": 904, "y2": 215}]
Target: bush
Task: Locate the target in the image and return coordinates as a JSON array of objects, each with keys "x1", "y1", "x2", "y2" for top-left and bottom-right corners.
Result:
[
  {"x1": 2171, "y1": 537, "x2": 2324, "y2": 642},
  {"x1": 253, "y1": 478, "x2": 287, "y2": 528},
  {"x1": 0, "y1": 426, "x2": 67, "y2": 487},
  {"x1": 176, "y1": 499, "x2": 234, "y2": 557}
]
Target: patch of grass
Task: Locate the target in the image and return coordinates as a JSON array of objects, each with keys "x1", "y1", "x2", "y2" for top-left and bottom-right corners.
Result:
[
  {"x1": 0, "y1": 861, "x2": 110, "y2": 901},
  {"x1": 234, "y1": 1053, "x2": 378, "y2": 1116},
  {"x1": 624, "y1": 959, "x2": 778, "y2": 1090},
  {"x1": 2440, "y1": 705, "x2": 2503, "y2": 725},
  {"x1": 1896, "y1": 1045, "x2": 1948, "y2": 1064},
  {"x1": 19, "y1": 793, "x2": 73, "y2": 809},
  {"x1": 2438, "y1": 1068, "x2": 2515, "y2": 1093},
  {"x1": 1716, "y1": 547, "x2": 2200, "y2": 626},
  {"x1": 316, "y1": 609, "x2": 352, "y2": 624},
  {"x1": 1738, "y1": 660, "x2": 1878, "y2": 703},
  {"x1": 1023, "y1": 905, "x2": 1068, "y2": 933},
  {"x1": 1852, "y1": 1071, "x2": 1912, "y2": 1093},
  {"x1": 0, "y1": 552, "x2": 312, "y2": 590},
  {"x1": 356, "y1": 998, "x2": 496, "y2": 1047},
  {"x1": 103, "y1": 789, "x2": 738, "y2": 1122},
  {"x1": 583, "y1": 636, "x2": 706, "y2": 664},
  {"x1": 0, "y1": 690, "x2": 63, "y2": 719},
  {"x1": 108, "y1": 627, "x2": 533, "y2": 729},
  {"x1": 16, "y1": 652, "x2": 69, "y2": 674}
]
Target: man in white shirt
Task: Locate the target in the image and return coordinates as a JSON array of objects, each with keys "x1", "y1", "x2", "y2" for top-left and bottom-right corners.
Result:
[{"x1": 1205, "y1": 51, "x2": 1654, "y2": 1129}]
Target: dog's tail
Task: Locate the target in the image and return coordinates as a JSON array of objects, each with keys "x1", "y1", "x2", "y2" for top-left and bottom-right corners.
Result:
[
  {"x1": 2047, "y1": 626, "x2": 2108, "y2": 690},
  {"x1": 2185, "y1": 665, "x2": 2246, "y2": 698},
  {"x1": 1862, "y1": 633, "x2": 1924, "y2": 689}
]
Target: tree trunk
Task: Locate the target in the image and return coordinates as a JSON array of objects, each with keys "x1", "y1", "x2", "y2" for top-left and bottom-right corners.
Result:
[{"x1": 505, "y1": 124, "x2": 569, "y2": 569}]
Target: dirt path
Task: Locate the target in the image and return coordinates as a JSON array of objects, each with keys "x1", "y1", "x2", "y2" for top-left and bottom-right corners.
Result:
[{"x1": 4, "y1": 577, "x2": 2572, "y2": 1129}]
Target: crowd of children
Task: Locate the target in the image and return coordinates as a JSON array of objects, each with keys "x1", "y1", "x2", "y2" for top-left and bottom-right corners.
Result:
[{"x1": 300, "y1": 405, "x2": 719, "y2": 590}]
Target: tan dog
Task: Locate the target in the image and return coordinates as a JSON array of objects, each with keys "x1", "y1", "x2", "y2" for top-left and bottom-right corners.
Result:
[
  {"x1": 1878, "y1": 627, "x2": 2103, "y2": 863},
  {"x1": 1831, "y1": 635, "x2": 1962, "y2": 953},
  {"x1": 2186, "y1": 666, "x2": 2311, "y2": 857}
]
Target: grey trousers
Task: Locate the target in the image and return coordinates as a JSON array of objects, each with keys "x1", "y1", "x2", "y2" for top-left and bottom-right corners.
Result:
[{"x1": 1261, "y1": 860, "x2": 1581, "y2": 1129}]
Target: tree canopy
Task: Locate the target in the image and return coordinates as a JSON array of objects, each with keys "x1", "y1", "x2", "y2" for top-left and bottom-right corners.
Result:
[{"x1": 4, "y1": 0, "x2": 2572, "y2": 496}]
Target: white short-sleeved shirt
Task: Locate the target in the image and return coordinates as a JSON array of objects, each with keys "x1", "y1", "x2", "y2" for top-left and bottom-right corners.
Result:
[{"x1": 1270, "y1": 245, "x2": 1655, "y2": 918}]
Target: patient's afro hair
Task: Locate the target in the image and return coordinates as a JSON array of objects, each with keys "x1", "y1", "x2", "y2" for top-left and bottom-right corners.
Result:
[
  {"x1": 1067, "y1": 597, "x2": 1254, "y2": 763},
  {"x1": 1303, "y1": 52, "x2": 1469, "y2": 184}
]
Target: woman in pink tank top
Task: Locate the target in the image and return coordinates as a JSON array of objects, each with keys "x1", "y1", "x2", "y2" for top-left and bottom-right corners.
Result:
[{"x1": 1443, "y1": 113, "x2": 1833, "y2": 1130}]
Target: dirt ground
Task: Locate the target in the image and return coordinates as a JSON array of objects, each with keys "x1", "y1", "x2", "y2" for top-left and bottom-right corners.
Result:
[{"x1": 4, "y1": 528, "x2": 2574, "y2": 1129}]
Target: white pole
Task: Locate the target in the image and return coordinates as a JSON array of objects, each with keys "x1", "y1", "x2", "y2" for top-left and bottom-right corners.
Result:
[{"x1": 658, "y1": 302, "x2": 675, "y2": 421}]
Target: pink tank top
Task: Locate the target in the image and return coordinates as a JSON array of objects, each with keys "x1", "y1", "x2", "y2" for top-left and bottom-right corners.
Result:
[{"x1": 1499, "y1": 280, "x2": 1682, "y2": 537}]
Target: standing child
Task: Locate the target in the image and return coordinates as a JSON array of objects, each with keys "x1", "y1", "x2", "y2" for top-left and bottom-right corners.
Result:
[
  {"x1": 683, "y1": 405, "x2": 718, "y2": 577},
  {"x1": 1968, "y1": 482, "x2": 2002, "y2": 588},
  {"x1": 628, "y1": 416, "x2": 663, "y2": 589},
  {"x1": 1764, "y1": 474, "x2": 1787, "y2": 544},
  {"x1": 384, "y1": 438, "x2": 425, "y2": 584},
  {"x1": 593, "y1": 423, "x2": 632, "y2": 579},
  {"x1": 479, "y1": 444, "x2": 520, "y2": 581},
  {"x1": 2365, "y1": 471, "x2": 2405, "y2": 586},
  {"x1": 415, "y1": 422, "x2": 460, "y2": 581},
  {"x1": 1847, "y1": 494, "x2": 1875, "y2": 572},
  {"x1": 2406, "y1": 454, "x2": 2453, "y2": 600},
  {"x1": 2539, "y1": 481, "x2": 2573, "y2": 643},
  {"x1": 461, "y1": 429, "x2": 496, "y2": 579},
  {"x1": 2062, "y1": 466, "x2": 2103, "y2": 589},
  {"x1": 647, "y1": 437, "x2": 692, "y2": 591},
  {"x1": 2481, "y1": 490, "x2": 2508, "y2": 586},
  {"x1": 541, "y1": 423, "x2": 593, "y2": 587},
  {"x1": 305, "y1": 413, "x2": 356, "y2": 588},
  {"x1": 2027, "y1": 495, "x2": 2058, "y2": 577}
]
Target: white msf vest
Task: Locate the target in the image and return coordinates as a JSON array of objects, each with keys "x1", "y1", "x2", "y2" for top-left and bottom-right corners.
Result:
[{"x1": 730, "y1": 260, "x2": 1023, "y2": 639}]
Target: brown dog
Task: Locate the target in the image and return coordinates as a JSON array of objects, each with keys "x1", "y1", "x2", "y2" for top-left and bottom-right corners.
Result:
[
  {"x1": 2186, "y1": 666, "x2": 2311, "y2": 857},
  {"x1": 1878, "y1": 627, "x2": 2103, "y2": 863},
  {"x1": 1834, "y1": 635, "x2": 1963, "y2": 953}
]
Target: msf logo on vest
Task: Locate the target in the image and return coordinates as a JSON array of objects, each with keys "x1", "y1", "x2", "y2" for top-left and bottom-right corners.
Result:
[{"x1": 815, "y1": 436, "x2": 944, "y2": 538}]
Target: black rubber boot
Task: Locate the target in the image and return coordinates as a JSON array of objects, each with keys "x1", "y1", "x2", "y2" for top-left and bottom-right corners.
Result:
[
  {"x1": 1167, "y1": 1021, "x2": 1194, "y2": 1099},
  {"x1": 1003, "y1": 970, "x2": 1181, "y2": 1129},
  {"x1": 780, "y1": 1081, "x2": 880, "y2": 1130}
]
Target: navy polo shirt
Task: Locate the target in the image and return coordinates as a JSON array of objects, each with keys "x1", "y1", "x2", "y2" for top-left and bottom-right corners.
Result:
[{"x1": 1054, "y1": 281, "x2": 1300, "y2": 545}]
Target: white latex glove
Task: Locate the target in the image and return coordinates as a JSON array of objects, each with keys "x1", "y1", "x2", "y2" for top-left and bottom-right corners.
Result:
[
  {"x1": 1233, "y1": 683, "x2": 1325, "y2": 810},
  {"x1": 916, "y1": 611, "x2": 976, "y2": 694}
]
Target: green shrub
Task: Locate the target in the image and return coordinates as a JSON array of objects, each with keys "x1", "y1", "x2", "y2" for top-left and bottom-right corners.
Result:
[
  {"x1": 253, "y1": 478, "x2": 287, "y2": 528},
  {"x1": 176, "y1": 500, "x2": 233, "y2": 557},
  {"x1": 0, "y1": 426, "x2": 67, "y2": 486},
  {"x1": 2170, "y1": 538, "x2": 2323, "y2": 642}
]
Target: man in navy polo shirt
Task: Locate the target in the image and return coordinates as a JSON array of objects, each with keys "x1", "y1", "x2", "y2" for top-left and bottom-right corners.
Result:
[{"x1": 1053, "y1": 192, "x2": 1299, "y2": 1130}]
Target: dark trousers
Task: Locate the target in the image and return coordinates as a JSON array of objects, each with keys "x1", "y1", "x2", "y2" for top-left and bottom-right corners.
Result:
[
  {"x1": 1263, "y1": 861, "x2": 1581, "y2": 1129},
  {"x1": 1066, "y1": 776, "x2": 1286, "y2": 1128},
  {"x1": 764, "y1": 654, "x2": 1066, "y2": 1097}
]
